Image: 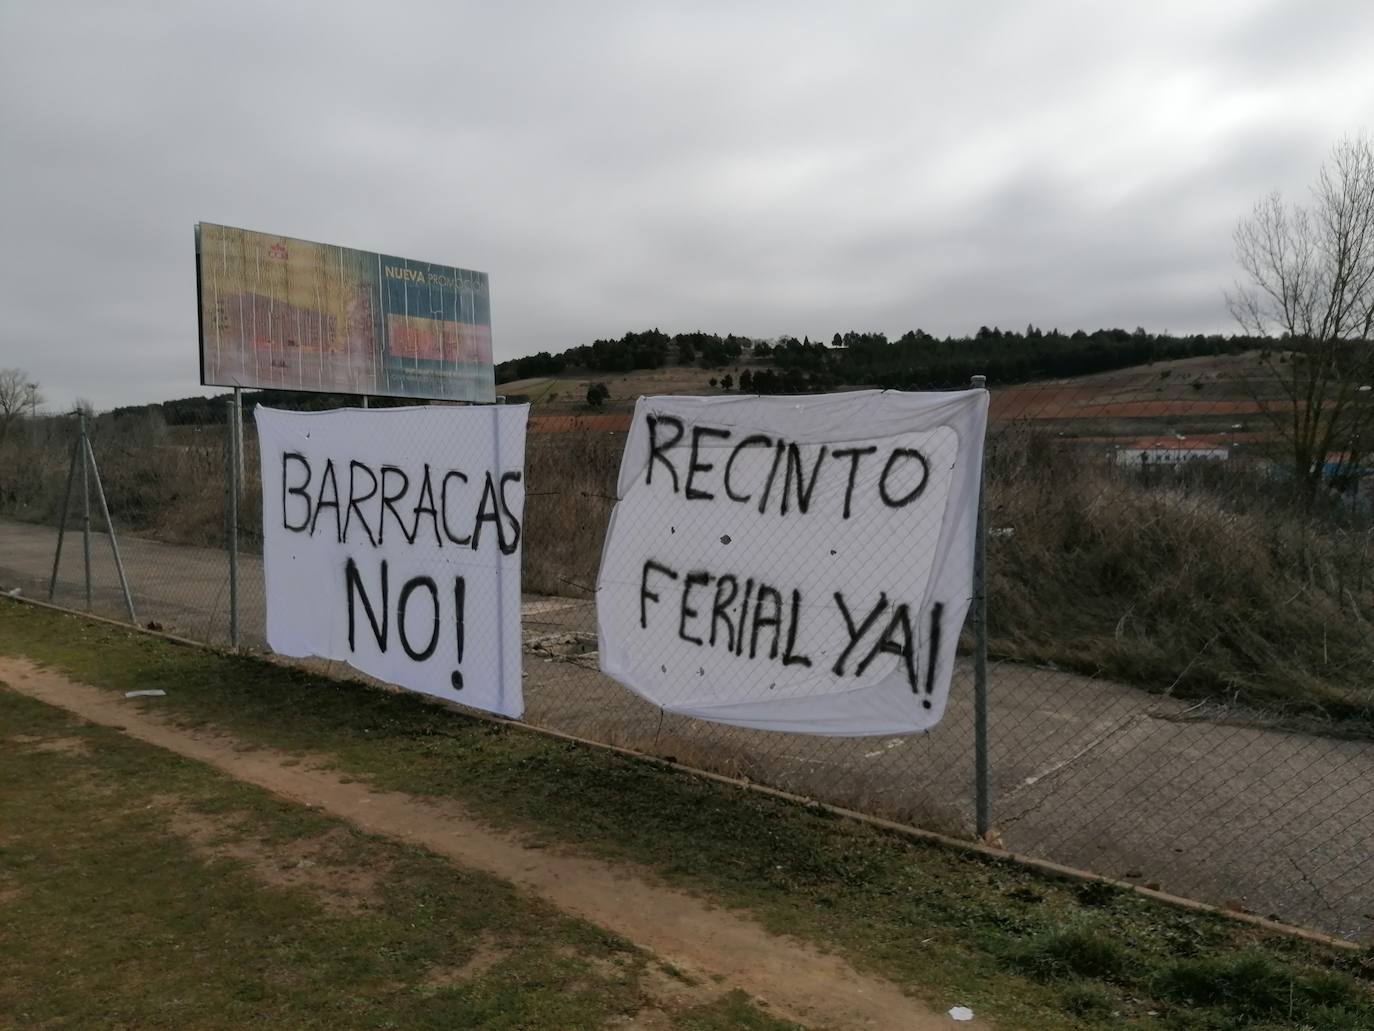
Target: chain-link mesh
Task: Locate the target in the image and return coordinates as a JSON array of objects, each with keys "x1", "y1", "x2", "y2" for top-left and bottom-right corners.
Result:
[{"x1": 2, "y1": 361, "x2": 1370, "y2": 943}]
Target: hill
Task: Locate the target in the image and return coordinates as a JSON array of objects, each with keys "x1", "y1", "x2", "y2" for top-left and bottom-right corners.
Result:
[
  {"x1": 498, "y1": 326, "x2": 1269, "y2": 413},
  {"x1": 84, "y1": 326, "x2": 1266, "y2": 426}
]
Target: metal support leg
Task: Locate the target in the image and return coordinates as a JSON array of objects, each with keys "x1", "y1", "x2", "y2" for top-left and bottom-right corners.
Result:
[
  {"x1": 84, "y1": 434, "x2": 137, "y2": 623},
  {"x1": 80, "y1": 414, "x2": 92, "y2": 611},
  {"x1": 47, "y1": 431, "x2": 81, "y2": 601},
  {"x1": 971, "y1": 374, "x2": 990, "y2": 839}
]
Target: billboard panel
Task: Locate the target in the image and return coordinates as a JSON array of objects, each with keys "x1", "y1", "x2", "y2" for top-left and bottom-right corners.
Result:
[{"x1": 195, "y1": 223, "x2": 494, "y2": 402}]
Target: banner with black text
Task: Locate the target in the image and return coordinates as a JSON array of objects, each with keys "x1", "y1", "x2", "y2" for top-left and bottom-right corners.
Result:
[
  {"x1": 596, "y1": 389, "x2": 986, "y2": 735},
  {"x1": 257, "y1": 404, "x2": 527, "y2": 717}
]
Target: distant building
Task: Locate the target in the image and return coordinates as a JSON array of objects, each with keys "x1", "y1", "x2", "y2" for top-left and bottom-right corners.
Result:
[{"x1": 1112, "y1": 437, "x2": 1229, "y2": 468}]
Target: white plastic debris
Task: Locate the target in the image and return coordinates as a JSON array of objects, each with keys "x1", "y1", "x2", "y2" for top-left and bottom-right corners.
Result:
[
  {"x1": 949, "y1": 1006, "x2": 975, "y2": 1021},
  {"x1": 124, "y1": 689, "x2": 166, "y2": 698}
]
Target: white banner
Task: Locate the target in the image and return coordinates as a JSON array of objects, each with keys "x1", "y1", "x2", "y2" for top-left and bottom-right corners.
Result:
[
  {"x1": 596, "y1": 389, "x2": 987, "y2": 735},
  {"x1": 256, "y1": 404, "x2": 527, "y2": 717}
]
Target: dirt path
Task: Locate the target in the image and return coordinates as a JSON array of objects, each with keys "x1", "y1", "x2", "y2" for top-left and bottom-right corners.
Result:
[{"x1": 0, "y1": 656, "x2": 973, "y2": 1031}]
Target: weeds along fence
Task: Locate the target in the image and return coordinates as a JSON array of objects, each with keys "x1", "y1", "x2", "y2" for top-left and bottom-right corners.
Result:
[{"x1": 2, "y1": 364, "x2": 1372, "y2": 944}]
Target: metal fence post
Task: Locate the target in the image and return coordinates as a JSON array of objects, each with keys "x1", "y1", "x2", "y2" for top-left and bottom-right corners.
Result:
[
  {"x1": 971, "y1": 374, "x2": 990, "y2": 839},
  {"x1": 226, "y1": 398, "x2": 240, "y2": 649},
  {"x1": 79, "y1": 413, "x2": 92, "y2": 611}
]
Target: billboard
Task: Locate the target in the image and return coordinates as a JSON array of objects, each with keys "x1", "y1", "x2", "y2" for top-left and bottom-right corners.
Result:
[{"x1": 195, "y1": 223, "x2": 494, "y2": 402}]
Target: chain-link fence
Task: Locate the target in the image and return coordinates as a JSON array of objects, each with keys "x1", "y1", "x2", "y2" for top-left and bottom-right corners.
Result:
[{"x1": 2, "y1": 361, "x2": 1371, "y2": 943}]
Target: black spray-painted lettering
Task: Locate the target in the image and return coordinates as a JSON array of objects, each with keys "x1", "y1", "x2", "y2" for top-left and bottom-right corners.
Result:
[
  {"x1": 283, "y1": 452, "x2": 520, "y2": 554},
  {"x1": 757, "y1": 441, "x2": 786, "y2": 515},
  {"x1": 709, "y1": 574, "x2": 740, "y2": 651},
  {"x1": 379, "y1": 465, "x2": 414, "y2": 544},
  {"x1": 646, "y1": 415, "x2": 685, "y2": 492},
  {"x1": 472, "y1": 471, "x2": 520, "y2": 555},
  {"x1": 855, "y1": 602, "x2": 916, "y2": 691},
  {"x1": 734, "y1": 578, "x2": 755, "y2": 656},
  {"x1": 723, "y1": 434, "x2": 771, "y2": 503},
  {"x1": 639, "y1": 561, "x2": 812, "y2": 671},
  {"x1": 409, "y1": 464, "x2": 442, "y2": 547},
  {"x1": 344, "y1": 460, "x2": 379, "y2": 546},
  {"x1": 440, "y1": 471, "x2": 470, "y2": 545},
  {"x1": 310, "y1": 458, "x2": 342, "y2": 541},
  {"x1": 923, "y1": 602, "x2": 944, "y2": 708},
  {"x1": 832, "y1": 590, "x2": 889, "y2": 676},
  {"x1": 397, "y1": 575, "x2": 440, "y2": 661},
  {"x1": 879, "y1": 449, "x2": 930, "y2": 508},
  {"x1": 831, "y1": 446, "x2": 877, "y2": 519},
  {"x1": 636, "y1": 413, "x2": 936, "y2": 521},
  {"x1": 346, "y1": 556, "x2": 388, "y2": 652},
  {"x1": 685, "y1": 426, "x2": 732, "y2": 501},
  {"x1": 454, "y1": 577, "x2": 466, "y2": 665},
  {"x1": 498, "y1": 471, "x2": 524, "y2": 553},
  {"x1": 470, "y1": 472, "x2": 500, "y2": 552},
  {"x1": 636, "y1": 558, "x2": 934, "y2": 700},
  {"x1": 640, "y1": 559, "x2": 679, "y2": 628},
  {"x1": 345, "y1": 556, "x2": 468, "y2": 682},
  {"x1": 781, "y1": 443, "x2": 827, "y2": 516},
  {"x1": 451, "y1": 577, "x2": 466, "y2": 692},
  {"x1": 282, "y1": 452, "x2": 312, "y2": 531},
  {"x1": 749, "y1": 585, "x2": 783, "y2": 660},
  {"x1": 781, "y1": 589, "x2": 812, "y2": 668},
  {"x1": 679, "y1": 570, "x2": 711, "y2": 645}
]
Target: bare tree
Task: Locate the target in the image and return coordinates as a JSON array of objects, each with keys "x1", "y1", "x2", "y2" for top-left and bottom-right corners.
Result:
[
  {"x1": 0, "y1": 368, "x2": 42, "y2": 444},
  {"x1": 1228, "y1": 134, "x2": 1374, "y2": 505}
]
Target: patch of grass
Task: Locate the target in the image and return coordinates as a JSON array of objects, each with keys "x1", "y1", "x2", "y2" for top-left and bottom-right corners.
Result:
[
  {"x1": 3, "y1": 600, "x2": 1373, "y2": 1031},
  {"x1": 1152, "y1": 951, "x2": 1366, "y2": 1025},
  {"x1": 674, "y1": 989, "x2": 807, "y2": 1030},
  {"x1": 1060, "y1": 980, "x2": 1116, "y2": 1019},
  {"x1": 0, "y1": 687, "x2": 793, "y2": 1030},
  {"x1": 1005, "y1": 925, "x2": 1129, "y2": 982},
  {"x1": 1073, "y1": 880, "x2": 1124, "y2": 908}
]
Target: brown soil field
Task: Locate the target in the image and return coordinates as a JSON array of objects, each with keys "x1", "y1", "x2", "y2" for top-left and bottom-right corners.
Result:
[
  {"x1": 530, "y1": 413, "x2": 633, "y2": 433},
  {"x1": 511, "y1": 350, "x2": 1287, "y2": 433}
]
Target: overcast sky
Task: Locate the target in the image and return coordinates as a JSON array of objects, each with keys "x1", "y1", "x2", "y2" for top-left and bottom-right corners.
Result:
[{"x1": 2, "y1": 1, "x2": 1372, "y2": 410}]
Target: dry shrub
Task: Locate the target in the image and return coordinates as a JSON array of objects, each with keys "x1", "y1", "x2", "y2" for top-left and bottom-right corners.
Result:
[
  {"x1": 984, "y1": 426, "x2": 1374, "y2": 724},
  {"x1": 0, "y1": 425, "x2": 69, "y2": 518},
  {"x1": 0, "y1": 415, "x2": 253, "y2": 550},
  {"x1": 521, "y1": 431, "x2": 622, "y2": 595},
  {"x1": 7, "y1": 415, "x2": 1370, "y2": 727}
]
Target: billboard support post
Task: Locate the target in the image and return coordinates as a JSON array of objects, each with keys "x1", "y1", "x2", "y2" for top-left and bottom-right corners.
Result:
[
  {"x1": 226, "y1": 398, "x2": 240, "y2": 649},
  {"x1": 233, "y1": 387, "x2": 245, "y2": 492},
  {"x1": 971, "y1": 374, "x2": 990, "y2": 839}
]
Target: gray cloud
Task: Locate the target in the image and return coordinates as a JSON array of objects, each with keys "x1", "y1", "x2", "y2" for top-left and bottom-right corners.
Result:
[{"x1": 2, "y1": 0, "x2": 1372, "y2": 409}]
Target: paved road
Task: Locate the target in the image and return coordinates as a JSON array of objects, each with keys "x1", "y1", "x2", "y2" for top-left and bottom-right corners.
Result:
[{"x1": 2, "y1": 516, "x2": 1370, "y2": 941}]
